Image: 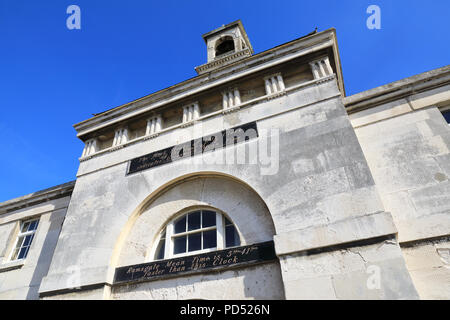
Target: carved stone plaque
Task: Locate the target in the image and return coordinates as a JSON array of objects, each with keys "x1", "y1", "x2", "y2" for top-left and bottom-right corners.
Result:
[
  {"x1": 113, "y1": 241, "x2": 276, "y2": 285},
  {"x1": 127, "y1": 121, "x2": 258, "y2": 174}
]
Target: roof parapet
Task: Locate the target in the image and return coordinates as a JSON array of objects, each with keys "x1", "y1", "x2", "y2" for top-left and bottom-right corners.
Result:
[
  {"x1": 344, "y1": 65, "x2": 450, "y2": 113},
  {"x1": 0, "y1": 180, "x2": 76, "y2": 215}
]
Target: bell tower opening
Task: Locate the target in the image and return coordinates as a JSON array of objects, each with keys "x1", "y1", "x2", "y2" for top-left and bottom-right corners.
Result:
[
  {"x1": 215, "y1": 36, "x2": 235, "y2": 57},
  {"x1": 195, "y1": 20, "x2": 254, "y2": 75}
]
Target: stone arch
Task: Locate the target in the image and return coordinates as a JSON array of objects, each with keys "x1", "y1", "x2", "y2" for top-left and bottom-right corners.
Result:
[
  {"x1": 214, "y1": 35, "x2": 235, "y2": 57},
  {"x1": 111, "y1": 172, "x2": 276, "y2": 269}
]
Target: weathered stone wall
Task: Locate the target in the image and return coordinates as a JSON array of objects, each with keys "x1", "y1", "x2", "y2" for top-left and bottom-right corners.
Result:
[
  {"x1": 352, "y1": 106, "x2": 450, "y2": 243},
  {"x1": 0, "y1": 196, "x2": 70, "y2": 299},
  {"x1": 4, "y1": 26, "x2": 446, "y2": 300},
  {"x1": 280, "y1": 237, "x2": 418, "y2": 299},
  {"x1": 402, "y1": 238, "x2": 450, "y2": 300},
  {"x1": 349, "y1": 81, "x2": 450, "y2": 299},
  {"x1": 40, "y1": 76, "x2": 417, "y2": 299},
  {"x1": 0, "y1": 223, "x2": 16, "y2": 263},
  {"x1": 41, "y1": 287, "x2": 106, "y2": 300},
  {"x1": 116, "y1": 176, "x2": 275, "y2": 268}
]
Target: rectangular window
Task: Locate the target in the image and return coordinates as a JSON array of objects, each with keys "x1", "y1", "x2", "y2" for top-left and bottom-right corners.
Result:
[{"x1": 10, "y1": 218, "x2": 39, "y2": 261}]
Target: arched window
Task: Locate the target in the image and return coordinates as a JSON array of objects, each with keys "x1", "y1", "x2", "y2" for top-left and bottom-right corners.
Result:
[
  {"x1": 215, "y1": 36, "x2": 235, "y2": 57},
  {"x1": 153, "y1": 209, "x2": 240, "y2": 260}
]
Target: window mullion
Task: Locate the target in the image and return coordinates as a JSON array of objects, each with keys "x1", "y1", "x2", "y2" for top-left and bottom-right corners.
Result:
[
  {"x1": 216, "y1": 212, "x2": 224, "y2": 250},
  {"x1": 20, "y1": 230, "x2": 34, "y2": 237},
  {"x1": 8, "y1": 237, "x2": 21, "y2": 261},
  {"x1": 23, "y1": 246, "x2": 30, "y2": 259},
  {"x1": 186, "y1": 232, "x2": 190, "y2": 253},
  {"x1": 16, "y1": 236, "x2": 25, "y2": 250},
  {"x1": 173, "y1": 226, "x2": 215, "y2": 237},
  {"x1": 165, "y1": 222, "x2": 174, "y2": 258},
  {"x1": 200, "y1": 211, "x2": 203, "y2": 250},
  {"x1": 200, "y1": 231, "x2": 204, "y2": 250}
]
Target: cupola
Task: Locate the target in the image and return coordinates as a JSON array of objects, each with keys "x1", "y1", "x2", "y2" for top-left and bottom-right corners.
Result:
[{"x1": 195, "y1": 20, "x2": 253, "y2": 75}]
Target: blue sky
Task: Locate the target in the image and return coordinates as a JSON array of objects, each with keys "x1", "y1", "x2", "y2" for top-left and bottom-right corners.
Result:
[{"x1": 0, "y1": 0, "x2": 449, "y2": 202}]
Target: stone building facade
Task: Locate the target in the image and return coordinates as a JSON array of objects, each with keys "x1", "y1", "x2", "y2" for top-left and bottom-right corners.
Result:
[{"x1": 0, "y1": 20, "x2": 449, "y2": 300}]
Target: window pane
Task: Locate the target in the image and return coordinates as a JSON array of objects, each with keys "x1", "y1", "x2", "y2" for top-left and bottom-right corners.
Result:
[
  {"x1": 155, "y1": 239, "x2": 165, "y2": 260},
  {"x1": 24, "y1": 246, "x2": 31, "y2": 259},
  {"x1": 174, "y1": 216, "x2": 186, "y2": 234},
  {"x1": 23, "y1": 235, "x2": 33, "y2": 247},
  {"x1": 188, "y1": 233, "x2": 201, "y2": 252},
  {"x1": 225, "y1": 225, "x2": 240, "y2": 248},
  {"x1": 442, "y1": 110, "x2": 450, "y2": 124},
  {"x1": 18, "y1": 246, "x2": 28, "y2": 260},
  {"x1": 29, "y1": 220, "x2": 38, "y2": 231},
  {"x1": 202, "y1": 211, "x2": 216, "y2": 228},
  {"x1": 21, "y1": 222, "x2": 30, "y2": 233},
  {"x1": 187, "y1": 211, "x2": 201, "y2": 231},
  {"x1": 203, "y1": 230, "x2": 217, "y2": 249},
  {"x1": 224, "y1": 217, "x2": 232, "y2": 226},
  {"x1": 15, "y1": 236, "x2": 25, "y2": 250},
  {"x1": 173, "y1": 236, "x2": 186, "y2": 254}
]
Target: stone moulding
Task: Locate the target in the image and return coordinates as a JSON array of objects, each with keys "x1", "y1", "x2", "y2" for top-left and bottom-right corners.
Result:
[
  {"x1": 222, "y1": 105, "x2": 241, "y2": 114},
  {"x1": 73, "y1": 29, "x2": 343, "y2": 138},
  {"x1": 109, "y1": 145, "x2": 124, "y2": 152},
  {"x1": 265, "y1": 90, "x2": 287, "y2": 101},
  {"x1": 316, "y1": 75, "x2": 335, "y2": 84},
  {"x1": 0, "y1": 181, "x2": 75, "y2": 215},
  {"x1": 344, "y1": 65, "x2": 450, "y2": 113},
  {"x1": 79, "y1": 155, "x2": 94, "y2": 162},
  {"x1": 180, "y1": 120, "x2": 196, "y2": 128},
  {"x1": 0, "y1": 260, "x2": 24, "y2": 273},
  {"x1": 143, "y1": 133, "x2": 160, "y2": 141},
  {"x1": 274, "y1": 211, "x2": 398, "y2": 256},
  {"x1": 195, "y1": 48, "x2": 252, "y2": 74},
  {"x1": 39, "y1": 283, "x2": 109, "y2": 299},
  {"x1": 77, "y1": 74, "x2": 338, "y2": 163}
]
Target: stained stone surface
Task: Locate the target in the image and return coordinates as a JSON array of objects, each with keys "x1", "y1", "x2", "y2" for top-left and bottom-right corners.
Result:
[
  {"x1": 353, "y1": 107, "x2": 450, "y2": 243},
  {"x1": 0, "y1": 196, "x2": 70, "y2": 299},
  {"x1": 38, "y1": 77, "x2": 415, "y2": 299},
  {"x1": 4, "y1": 26, "x2": 447, "y2": 300}
]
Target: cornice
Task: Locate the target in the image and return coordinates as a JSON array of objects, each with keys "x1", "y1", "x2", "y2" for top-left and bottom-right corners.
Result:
[
  {"x1": 0, "y1": 181, "x2": 76, "y2": 215},
  {"x1": 195, "y1": 48, "x2": 252, "y2": 74},
  {"x1": 73, "y1": 29, "x2": 341, "y2": 140},
  {"x1": 77, "y1": 74, "x2": 337, "y2": 164},
  {"x1": 344, "y1": 65, "x2": 450, "y2": 114}
]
